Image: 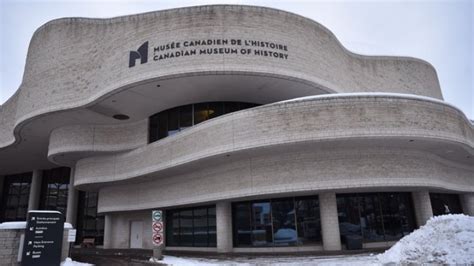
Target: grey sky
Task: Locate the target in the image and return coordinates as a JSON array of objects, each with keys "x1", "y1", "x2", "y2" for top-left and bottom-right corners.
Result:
[{"x1": 1, "y1": 0, "x2": 472, "y2": 119}]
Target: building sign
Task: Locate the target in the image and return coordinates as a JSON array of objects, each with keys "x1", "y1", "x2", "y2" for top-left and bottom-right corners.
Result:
[
  {"x1": 21, "y1": 211, "x2": 64, "y2": 266},
  {"x1": 129, "y1": 38, "x2": 289, "y2": 67},
  {"x1": 151, "y1": 210, "x2": 164, "y2": 246}
]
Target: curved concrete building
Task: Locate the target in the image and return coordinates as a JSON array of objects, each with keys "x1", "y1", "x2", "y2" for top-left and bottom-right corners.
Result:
[{"x1": 0, "y1": 5, "x2": 473, "y2": 253}]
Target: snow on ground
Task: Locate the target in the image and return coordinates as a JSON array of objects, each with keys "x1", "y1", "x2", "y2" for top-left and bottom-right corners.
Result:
[
  {"x1": 378, "y1": 214, "x2": 474, "y2": 264},
  {"x1": 61, "y1": 257, "x2": 93, "y2": 266},
  {"x1": 159, "y1": 254, "x2": 379, "y2": 266}
]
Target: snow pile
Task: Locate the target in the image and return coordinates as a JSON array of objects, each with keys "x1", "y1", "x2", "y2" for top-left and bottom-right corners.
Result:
[
  {"x1": 0, "y1": 221, "x2": 27, "y2": 229},
  {"x1": 378, "y1": 214, "x2": 474, "y2": 264},
  {"x1": 61, "y1": 257, "x2": 93, "y2": 266}
]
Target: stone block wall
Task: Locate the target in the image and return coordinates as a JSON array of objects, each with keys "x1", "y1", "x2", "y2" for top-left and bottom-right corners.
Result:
[
  {"x1": 0, "y1": 228, "x2": 71, "y2": 265},
  {"x1": 0, "y1": 229, "x2": 22, "y2": 266}
]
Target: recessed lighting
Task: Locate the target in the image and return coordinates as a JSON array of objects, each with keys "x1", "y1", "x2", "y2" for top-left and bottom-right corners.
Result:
[{"x1": 113, "y1": 114, "x2": 130, "y2": 120}]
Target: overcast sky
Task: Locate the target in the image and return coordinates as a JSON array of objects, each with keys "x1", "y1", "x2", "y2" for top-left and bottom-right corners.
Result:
[{"x1": 1, "y1": 0, "x2": 473, "y2": 119}]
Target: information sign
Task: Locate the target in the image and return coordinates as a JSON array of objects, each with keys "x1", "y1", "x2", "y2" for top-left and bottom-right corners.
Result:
[
  {"x1": 152, "y1": 210, "x2": 164, "y2": 246},
  {"x1": 67, "y1": 229, "x2": 77, "y2": 243},
  {"x1": 152, "y1": 210, "x2": 162, "y2": 222},
  {"x1": 21, "y1": 211, "x2": 64, "y2": 266}
]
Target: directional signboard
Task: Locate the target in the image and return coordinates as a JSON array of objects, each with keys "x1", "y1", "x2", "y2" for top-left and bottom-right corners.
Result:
[
  {"x1": 152, "y1": 210, "x2": 164, "y2": 246},
  {"x1": 21, "y1": 211, "x2": 64, "y2": 266}
]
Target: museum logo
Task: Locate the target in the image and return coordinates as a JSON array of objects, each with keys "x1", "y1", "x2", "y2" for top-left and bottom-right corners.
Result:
[
  {"x1": 128, "y1": 39, "x2": 289, "y2": 68},
  {"x1": 129, "y1": 41, "x2": 148, "y2": 67}
]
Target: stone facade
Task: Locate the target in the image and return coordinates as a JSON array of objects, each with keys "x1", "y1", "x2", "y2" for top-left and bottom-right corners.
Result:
[{"x1": 0, "y1": 5, "x2": 472, "y2": 254}]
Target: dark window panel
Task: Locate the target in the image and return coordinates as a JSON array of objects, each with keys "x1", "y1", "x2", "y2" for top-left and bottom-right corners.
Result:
[
  {"x1": 179, "y1": 105, "x2": 193, "y2": 130},
  {"x1": 271, "y1": 198, "x2": 297, "y2": 246},
  {"x1": 165, "y1": 205, "x2": 216, "y2": 247},
  {"x1": 157, "y1": 111, "x2": 168, "y2": 139},
  {"x1": 336, "y1": 192, "x2": 416, "y2": 245},
  {"x1": 167, "y1": 107, "x2": 180, "y2": 136},
  {"x1": 208, "y1": 102, "x2": 224, "y2": 119},
  {"x1": 295, "y1": 196, "x2": 321, "y2": 245},
  {"x1": 430, "y1": 193, "x2": 463, "y2": 216},
  {"x1": 0, "y1": 172, "x2": 32, "y2": 222},
  {"x1": 193, "y1": 103, "x2": 208, "y2": 124}
]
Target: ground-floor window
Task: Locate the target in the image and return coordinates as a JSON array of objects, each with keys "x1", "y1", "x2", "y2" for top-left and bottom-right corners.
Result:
[
  {"x1": 165, "y1": 205, "x2": 216, "y2": 247},
  {"x1": 232, "y1": 195, "x2": 321, "y2": 247},
  {"x1": 336, "y1": 192, "x2": 416, "y2": 244},
  {"x1": 430, "y1": 193, "x2": 463, "y2": 216},
  {"x1": 76, "y1": 191, "x2": 104, "y2": 245},
  {"x1": 0, "y1": 172, "x2": 32, "y2": 222},
  {"x1": 39, "y1": 167, "x2": 70, "y2": 216}
]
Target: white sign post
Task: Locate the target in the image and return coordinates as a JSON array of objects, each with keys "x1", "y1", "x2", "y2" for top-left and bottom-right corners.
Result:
[{"x1": 151, "y1": 210, "x2": 164, "y2": 261}]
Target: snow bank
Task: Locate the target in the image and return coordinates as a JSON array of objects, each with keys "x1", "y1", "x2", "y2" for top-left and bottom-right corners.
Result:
[
  {"x1": 61, "y1": 257, "x2": 93, "y2": 266},
  {"x1": 0, "y1": 221, "x2": 26, "y2": 229},
  {"x1": 378, "y1": 214, "x2": 474, "y2": 264},
  {"x1": 0, "y1": 221, "x2": 73, "y2": 229}
]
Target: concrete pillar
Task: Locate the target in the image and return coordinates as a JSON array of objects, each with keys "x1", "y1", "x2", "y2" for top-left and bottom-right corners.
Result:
[
  {"x1": 66, "y1": 168, "x2": 78, "y2": 226},
  {"x1": 319, "y1": 192, "x2": 342, "y2": 251},
  {"x1": 27, "y1": 170, "x2": 42, "y2": 211},
  {"x1": 103, "y1": 214, "x2": 113, "y2": 249},
  {"x1": 216, "y1": 201, "x2": 233, "y2": 253},
  {"x1": 460, "y1": 193, "x2": 474, "y2": 216},
  {"x1": 412, "y1": 191, "x2": 433, "y2": 227}
]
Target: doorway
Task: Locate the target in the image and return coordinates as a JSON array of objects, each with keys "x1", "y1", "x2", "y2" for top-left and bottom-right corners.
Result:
[{"x1": 130, "y1": 221, "x2": 143, "y2": 248}]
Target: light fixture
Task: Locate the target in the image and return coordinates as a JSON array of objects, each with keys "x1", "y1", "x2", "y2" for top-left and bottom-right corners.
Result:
[{"x1": 113, "y1": 114, "x2": 130, "y2": 120}]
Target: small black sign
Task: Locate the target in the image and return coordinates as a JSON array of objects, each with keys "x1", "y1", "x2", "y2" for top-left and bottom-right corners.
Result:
[{"x1": 21, "y1": 211, "x2": 64, "y2": 266}]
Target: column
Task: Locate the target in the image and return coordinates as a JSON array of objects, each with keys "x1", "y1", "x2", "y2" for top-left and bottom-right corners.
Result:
[
  {"x1": 27, "y1": 170, "x2": 42, "y2": 211},
  {"x1": 66, "y1": 168, "x2": 78, "y2": 226},
  {"x1": 319, "y1": 192, "x2": 342, "y2": 251},
  {"x1": 216, "y1": 201, "x2": 233, "y2": 253},
  {"x1": 103, "y1": 214, "x2": 113, "y2": 249},
  {"x1": 411, "y1": 191, "x2": 433, "y2": 227},
  {"x1": 460, "y1": 193, "x2": 474, "y2": 216}
]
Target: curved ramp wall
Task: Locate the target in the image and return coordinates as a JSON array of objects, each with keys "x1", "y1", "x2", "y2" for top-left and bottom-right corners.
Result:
[{"x1": 1, "y1": 5, "x2": 442, "y2": 151}]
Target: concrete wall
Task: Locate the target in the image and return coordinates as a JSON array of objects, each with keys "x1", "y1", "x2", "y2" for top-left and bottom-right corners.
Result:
[
  {"x1": 76, "y1": 95, "x2": 473, "y2": 190},
  {"x1": 0, "y1": 5, "x2": 443, "y2": 153},
  {"x1": 105, "y1": 210, "x2": 153, "y2": 250}
]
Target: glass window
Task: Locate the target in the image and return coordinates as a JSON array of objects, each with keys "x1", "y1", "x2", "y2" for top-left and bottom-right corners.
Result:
[
  {"x1": 165, "y1": 205, "x2": 216, "y2": 247},
  {"x1": 336, "y1": 192, "x2": 416, "y2": 244},
  {"x1": 167, "y1": 107, "x2": 179, "y2": 136},
  {"x1": 76, "y1": 191, "x2": 105, "y2": 245},
  {"x1": 157, "y1": 111, "x2": 168, "y2": 139},
  {"x1": 232, "y1": 195, "x2": 321, "y2": 247},
  {"x1": 208, "y1": 102, "x2": 224, "y2": 119},
  {"x1": 295, "y1": 197, "x2": 321, "y2": 245},
  {"x1": 430, "y1": 193, "x2": 463, "y2": 216},
  {"x1": 39, "y1": 167, "x2": 70, "y2": 216},
  {"x1": 272, "y1": 198, "x2": 297, "y2": 246},
  {"x1": 251, "y1": 201, "x2": 272, "y2": 246},
  {"x1": 0, "y1": 172, "x2": 32, "y2": 222},
  {"x1": 233, "y1": 202, "x2": 252, "y2": 246},
  {"x1": 194, "y1": 103, "x2": 209, "y2": 125},
  {"x1": 179, "y1": 105, "x2": 192, "y2": 130},
  {"x1": 208, "y1": 207, "x2": 217, "y2": 246},
  {"x1": 149, "y1": 101, "x2": 259, "y2": 143}
]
